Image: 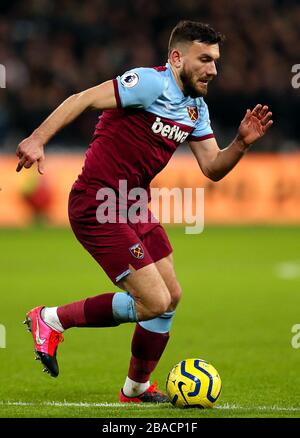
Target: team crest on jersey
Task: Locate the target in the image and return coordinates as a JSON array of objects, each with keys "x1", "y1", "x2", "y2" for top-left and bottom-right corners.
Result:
[
  {"x1": 129, "y1": 243, "x2": 144, "y2": 259},
  {"x1": 187, "y1": 106, "x2": 198, "y2": 122},
  {"x1": 120, "y1": 72, "x2": 139, "y2": 88}
]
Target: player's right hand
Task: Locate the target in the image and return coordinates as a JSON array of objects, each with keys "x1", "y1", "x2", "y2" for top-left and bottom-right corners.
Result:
[{"x1": 16, "y1": 135, "x2": 45, "y2": 174}]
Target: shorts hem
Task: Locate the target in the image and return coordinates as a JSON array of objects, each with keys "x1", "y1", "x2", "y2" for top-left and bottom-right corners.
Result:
[{"x1": 115, "y1": 269, "x2": 131, "y2": 283}]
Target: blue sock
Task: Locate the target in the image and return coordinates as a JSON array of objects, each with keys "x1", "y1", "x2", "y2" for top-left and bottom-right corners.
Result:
[
  {"x1": 112, "y1": 292, "x2": 138, "y2": 323},
  {"x1": 139, "y1": 310, "x2": 175, "y2": 333}
]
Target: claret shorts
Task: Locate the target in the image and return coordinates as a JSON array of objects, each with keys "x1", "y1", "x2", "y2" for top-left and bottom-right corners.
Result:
[{"x1": 68, "y1": 186, "x2": 173, "y2": 284}]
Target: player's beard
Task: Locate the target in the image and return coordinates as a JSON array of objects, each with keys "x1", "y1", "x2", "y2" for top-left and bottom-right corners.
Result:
[{"x1": 180, "y1": 66, "x2": 207, "y2": 98}]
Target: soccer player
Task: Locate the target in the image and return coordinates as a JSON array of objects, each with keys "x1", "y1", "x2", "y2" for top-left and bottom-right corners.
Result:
[{"x1": 16, "y1": 20, "x2": 273, "y2": 403}]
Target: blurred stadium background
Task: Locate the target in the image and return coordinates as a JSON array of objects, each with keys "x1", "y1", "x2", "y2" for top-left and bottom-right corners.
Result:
[
  {"x1": 0, "y1": 0, "x2": 299, "y2": 226},
  {"x1": 1, "y1": 0, "x2": 300, "y2": 418}
]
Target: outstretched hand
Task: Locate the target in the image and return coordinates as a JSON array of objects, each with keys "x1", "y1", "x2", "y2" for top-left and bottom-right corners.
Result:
[
  {"x1": 16, "y1": 135, "x2": 45, "y2": 174},
  {"x1": 238, "y1": 104, "x2": 273, "y2": 146}
]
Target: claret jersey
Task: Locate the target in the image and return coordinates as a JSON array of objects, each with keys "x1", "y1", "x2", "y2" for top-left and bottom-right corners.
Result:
[{"x1": 74, "y1": 63, "x2": 214, "y2": 196}]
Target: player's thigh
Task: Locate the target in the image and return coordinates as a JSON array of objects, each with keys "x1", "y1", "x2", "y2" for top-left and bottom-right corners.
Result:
[
  {"x1": 155, "y1": 254, "x2": 182, "y2": 310},
  {"x1": 140, "y1": 225, "x2": 182, "y2": 309},
  {"x1": 119, "y1": 263, "x2": 171, "y2": 319},
  {"x1": 71, "y1": 216, "x2": 171, "y2": 318},
  {"x1": 69, "y1": 190, "x2": 171, "y2": 318}
]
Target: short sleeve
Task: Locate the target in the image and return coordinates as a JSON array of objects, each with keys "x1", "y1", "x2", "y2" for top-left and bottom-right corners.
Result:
[
  {"x1": 113, "y1": 68, "x2": 165, "y2": 109},
  {"x1": 188, "y1": 100, "x2": 214, "y2": 142}
]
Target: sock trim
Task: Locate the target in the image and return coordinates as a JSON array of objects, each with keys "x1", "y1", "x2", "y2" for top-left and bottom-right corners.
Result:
[
  {"x1": 112, "y1": 292, "x2": 137, "y2": 323},
  {"x1": 139, "y1": 310, "x2": 175, "y2": 333}
]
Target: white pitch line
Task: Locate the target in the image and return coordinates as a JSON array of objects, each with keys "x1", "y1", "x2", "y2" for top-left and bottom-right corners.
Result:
[
  {"x1": 215, "y1": 403, "x2": 300, "y2": 412},
  {"x1": 0, "y1": 401, "x2": 159, "y2": 408},
  {"x1": 1, "y1": 401, "x2": 300, "y2": 412}
]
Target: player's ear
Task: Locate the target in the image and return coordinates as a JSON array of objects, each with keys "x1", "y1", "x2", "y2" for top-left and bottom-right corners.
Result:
[{"x1": 169, "y1": 48, "x2": 183, "y2": 68}]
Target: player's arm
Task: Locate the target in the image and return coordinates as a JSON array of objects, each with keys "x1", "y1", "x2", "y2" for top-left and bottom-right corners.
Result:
[
  {"x1": 189, "y1": 104, "x2": 273, "y2": 181},
  {"x1": 16, "y1": 80, "x2": 117, "y2": 174}
]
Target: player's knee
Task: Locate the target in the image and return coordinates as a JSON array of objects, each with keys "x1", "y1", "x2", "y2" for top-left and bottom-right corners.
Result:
[
  {"x1": 169, "y1": 281, "x2": 182, "y2": 310},
  {"x1": 144, "y1": 292, "x2": 171, "y2": 319}
]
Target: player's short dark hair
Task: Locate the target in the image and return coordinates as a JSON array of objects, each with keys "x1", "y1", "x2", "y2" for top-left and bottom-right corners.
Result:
[{"x1": 168, "y1": 20, "x2": 225, "y2": 53}]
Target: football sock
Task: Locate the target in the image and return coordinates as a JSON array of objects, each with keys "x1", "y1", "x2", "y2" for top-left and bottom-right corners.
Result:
[
  {"x1": 125, "y1": 323, "x2": 170, "y2": 392},
  {"x1": 123, "y1": 311, "x2": 175, "y2": 395},
  {"x1": 41, "y1": 307, "x2": 64, "y2": 333},
  {"x1": 55, "y1": 292, "x2": 137, "y2": 330},
  {"x1": 112, "y1": 292, "x2": 138, "y2": 323},
  {"x1": 139, "y1": 310, "x2": 175, "y2": 333}
]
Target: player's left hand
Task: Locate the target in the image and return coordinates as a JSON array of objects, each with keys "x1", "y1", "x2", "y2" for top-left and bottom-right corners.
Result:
[{"x1": 238, "y1": 104, "x2": 273, "y2": 146}]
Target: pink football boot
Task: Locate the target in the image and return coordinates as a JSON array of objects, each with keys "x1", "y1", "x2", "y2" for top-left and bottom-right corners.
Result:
[{"x1": 24, "y1": 306, "x2": 64, "y2": 377}]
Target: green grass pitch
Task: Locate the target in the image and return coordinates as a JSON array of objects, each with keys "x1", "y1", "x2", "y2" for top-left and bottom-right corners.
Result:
[{"x1": 1, "y1": 225, "x2": 300, "y2": 418}]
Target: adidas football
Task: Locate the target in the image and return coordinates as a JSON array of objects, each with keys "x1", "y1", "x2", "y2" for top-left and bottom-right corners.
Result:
[{"x1": 166, "y1": 358, "x2": 222, "y2": 408}]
